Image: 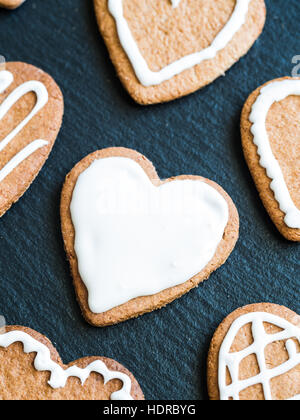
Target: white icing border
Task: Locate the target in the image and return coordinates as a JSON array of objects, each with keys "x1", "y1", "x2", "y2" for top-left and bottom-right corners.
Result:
[
  {"x1": 249, "y1": 79, "x2": 300, "y2": 229},
  {"x1": 218, "y1": 311, "x2": 300, "y2": 400},
  {"x1": 0, "y1": 330, "x2": 133, "y2": 400},
  {"x1": 108, "y1": 0, "x2": 251, "y2": 86}
]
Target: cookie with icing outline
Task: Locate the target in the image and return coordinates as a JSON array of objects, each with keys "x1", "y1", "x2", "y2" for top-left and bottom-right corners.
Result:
[
  {"x1": 0, "y1": 62, "x2": 63, "y2": 217},
  {"x1": 0, "y1": 0, "x2": 25, "y2": 9},
  {"x1": 207, "y1": 303, "x2": 300, "y2": 400},
  {"x1": 241, "y1": 77, "x2": 300, "y2": 241},
  {"x1": 61, "y1": 147, "x2": 239, "y2": 326},
  {"x1": 94, "y1": 0, "x2": 266, "y2": 104},
  {"x1": 0, "y1": 325, "x2": 144, "y2": 400}
]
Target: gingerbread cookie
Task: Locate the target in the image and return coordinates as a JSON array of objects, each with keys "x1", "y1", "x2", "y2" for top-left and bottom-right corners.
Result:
[
  {"x1": 241, "y1": 77, "x2": 300, "y2": 241},
  {"x1": 0, "y1": 62, "x2": 63, "y2": 217},
  {"x1": 0, "y1": 325, "x2": 144, "y2": 400},
  {"x1": 0, "y1": 0, "x2": 25, "y2": 9},
  {"x1": 94, "y1": 0, "x2": 266, "y2": 104},
  {"x1": 207, "y1": 303, "x2": 300, "y2": 400},
  {"x1": 61, "y1": 147, "x2": 239, "y2": 326}
]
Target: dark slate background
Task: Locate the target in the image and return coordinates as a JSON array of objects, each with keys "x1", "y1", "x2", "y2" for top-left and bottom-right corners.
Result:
[{"x1": 0, "y1": 0, "x2": 299, "y2": 400}]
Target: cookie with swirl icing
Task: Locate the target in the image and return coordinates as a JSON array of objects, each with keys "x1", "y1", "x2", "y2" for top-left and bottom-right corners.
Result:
[
  {"x1": 0, "y1": 62, "x2": 63, "y2": 217},
  {"x1": 207, "y1": 303, "x2": 300, "y2": 400},
  {"x1": 0, "y1": 325, "x2": 144, "y2": 400},
  {"x1": 94, "y1": 0, "x2": 266, "y2": 104},
  {"x1": 0, "y1": 0, "x2": 25, "y2": 9}
]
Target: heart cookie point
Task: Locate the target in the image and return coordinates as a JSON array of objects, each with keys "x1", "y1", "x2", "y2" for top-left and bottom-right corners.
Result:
[
  {"x1": 0, "y1": 325, "x2": 144, "y2": 400},
  {"x1": 61, "y1": 147, "x2": 239, "y2": 326},
  {"x1": 241, "y1": 76, "x2": 300, "y2": 241},
  {"x1": 0, "y1": 0, "x2": 25, "y2": 9},
  {"x1": 0, "y1": 62, "x2": 64, "y2": 218},
  {"x1": 207, "y1": 303, "x2": 300, "y2": 401},
  {"x1": 94, "y1": 0, "x2": 266, "y2": 104}
]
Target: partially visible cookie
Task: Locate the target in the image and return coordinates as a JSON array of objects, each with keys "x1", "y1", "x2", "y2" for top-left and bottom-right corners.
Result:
[
  {"x1": 94, "y1": 0, "x2": 266, "y2": 104},
  {"x1": 0, "y1": 0, "x2": 25, "y2": 9},
  {"x1": 0, "y1": 62, "x2": 64, "y2": 217},
  {"x1": 207, "y1": 303, "x2": 300, "y2": 400},
  {"x1": 241, "y1": 77, "x2": 300, "y2": 241},
  {"x1": 0, "y1": 325, "x2": 144, "y2": 400},
  {"x1": 61, "y1": 147, "x2": 239, "y2": 326}
]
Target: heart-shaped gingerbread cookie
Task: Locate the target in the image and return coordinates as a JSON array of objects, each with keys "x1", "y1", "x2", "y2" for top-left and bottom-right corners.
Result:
[
  {"x1": 0, "y1": 325, "x2": 144, "y2": 400},
  {"x1": 207, "y1": 303, "x2": 300, "y2": 400},
  {"x1": 241, "y1": 77, "x2": 300, "y2": 241},
  {"x1": 61, "y1": 147, "x2": 239, "y2": 326},
  {"x1": 0, "y1": 0, "x2": 25, "y2": 9},
  {"x1": 94, "y1": 0, "x2": 266, "y2": 104},
  {"x1": 0, "y1": 62, "x2": 63, "y2": 217}
]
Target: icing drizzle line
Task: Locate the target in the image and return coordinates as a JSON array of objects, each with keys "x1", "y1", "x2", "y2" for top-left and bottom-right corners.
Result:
[
  {"x1": 0, "y1": 70, "x2": 48, "y2": 184},
  {"x1": 250, "y1": 79, "x2": 300, "y2": 229},
  {"x1": 108, "y1": 0, "x2": 251, "y2": 86},
  {"x1": 218, "y1": 312, "x2": 300, "y2": 400},
  {"x1": 0, "y1": 330, "x2": 133, "y2": 400}
]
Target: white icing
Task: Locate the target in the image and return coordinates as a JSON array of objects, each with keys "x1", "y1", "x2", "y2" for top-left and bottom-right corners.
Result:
[
  {"x1": 171, "y1": 0, "x2": 181, "y2": 8},
  {"x1": 70, "y1": 156, "x2": 229, "y2": 314},
  {"x1": 250, "y1": 79, "x2": 300, "y2": 229},
  {"x1": 218, "y1": 311, "x2": 300, "y2": 400},
  {"x1": 0, "y1": 78, "x2": 48, "y2": 152},
  {"x1": 0, "y1": 330, "x2": 133, "y2": 400},
  {"x1": 0, "y1": 71, "x2": 13, "y2": 94},
  {"x1": 0, "y1": 70, "x2": 48, "y2": 184},
  {"x1": 108, "y1": 0, "x2": 251, "y2": 86},
  {"x1": 0, "y1": 140, "x2": 48, "y2": 183}
]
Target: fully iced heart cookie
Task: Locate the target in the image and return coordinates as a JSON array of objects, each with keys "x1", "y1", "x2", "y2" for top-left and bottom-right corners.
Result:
[
  {"x1": 241, "y1": 77, "x2": 300, "y2": 241},
  {"x1": 0, "y1": 0, "x2": 25, "y2": 9},
  {"x1": 94, "y1": 0, "x2": 266, "y2": 104},
  {"x1": 61, "y1": 147, "x2": 239, "y2": 326},
  {"x1": 207, "y1": 303, "x2": 300, "y2": 400},
  {"x1": 0, "y1": 325, "x2": 144, "y2": 400},
  {"x1": 0, "y1": 62, "x2": 63, "y2": 217}
]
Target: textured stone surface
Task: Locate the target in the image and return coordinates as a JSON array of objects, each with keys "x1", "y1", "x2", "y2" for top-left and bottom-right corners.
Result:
[{"x1": 0, "y1": 0, "x2": 299, "y2": 400}]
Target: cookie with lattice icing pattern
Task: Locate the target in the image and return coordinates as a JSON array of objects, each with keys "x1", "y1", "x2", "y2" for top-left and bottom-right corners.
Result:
[
  {"x1": 0, "y1": 325, "x2": 144, "y2": 400},
  {"x1": 94, "y1": 0, "x2": 266, "y2": 104},
  {"x1": 0, "y1": 0, "x2": 25, "y2": 9},
  {"x1": 207, "y1": 303, "x2": 300, "y2": 400},
  {"x1": 241, "y1": 77, "x2": 300, "y2": 241},
  {"x1": 0, "y1": 62, "x2": 63, "y2": 217}
]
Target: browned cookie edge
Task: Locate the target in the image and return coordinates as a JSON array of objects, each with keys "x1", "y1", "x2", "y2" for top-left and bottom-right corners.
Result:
[{"x1": 0, "y1": 0, "x2": 25, "y2": 9}]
